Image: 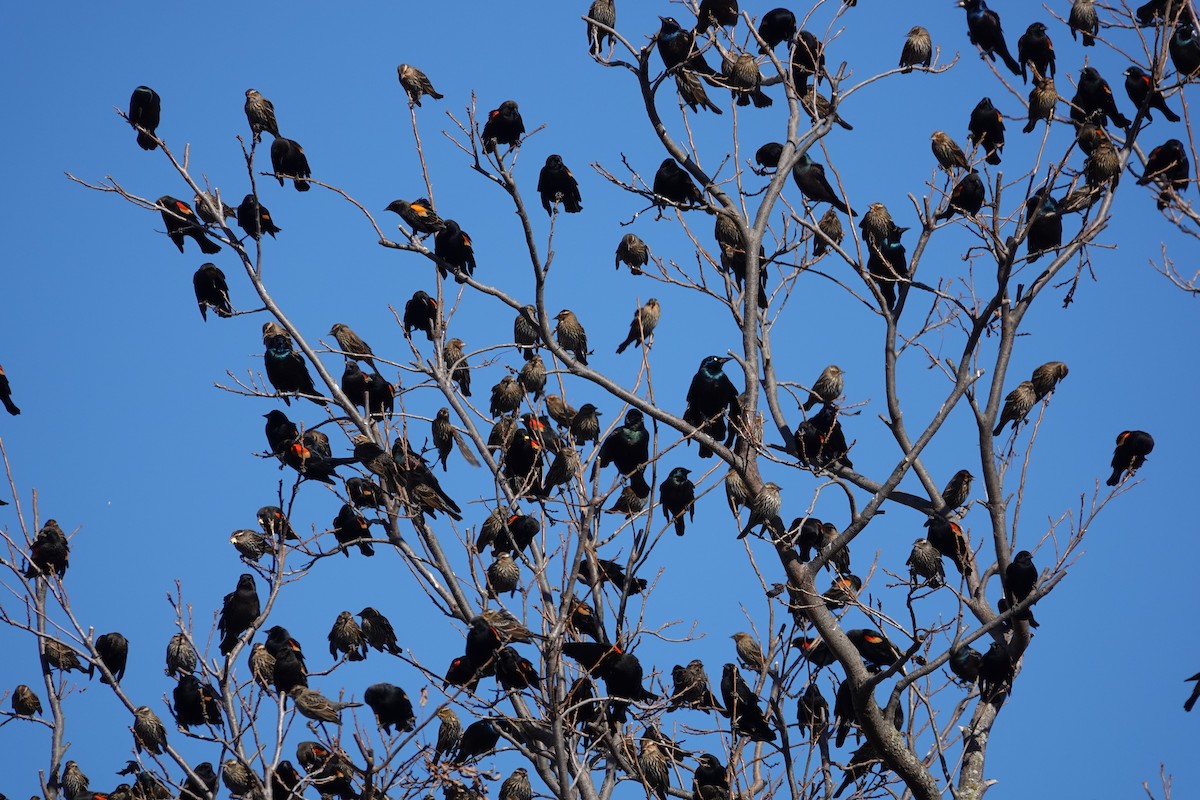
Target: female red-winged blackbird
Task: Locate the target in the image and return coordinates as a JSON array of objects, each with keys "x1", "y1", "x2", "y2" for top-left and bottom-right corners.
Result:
[
  {"x1": 638, "y1": 739, "x2": 670, "y2": 800},
  {"x1": 899, "y1": 26, "x2": 932, "y2": 72},
  {"x1": 757, "y1": 8, "x2": 796, "y2": 53},
  {"x1": 218, "y1": 574, "x2": 260, "y2": 655},
  {"x1": 173, "y1": 674, "x2": 223, "y2": 729},
  {"x1": 931, "y1": 131, "x2": 970, "y2": 173},
  {"x1": 668, "y1": 659, "x2": 722, "y2": 712},
  {"x1": 364, "y1": 682, "x2": 415, "y2": 733},
  {"x1": 803, "y1": 364, "x2": 844, "y2": 410},
  {"x1": 328, "y1": 611, "x2": 367, "y2": 662},
  {"x1": 1069, "y1": 0, "x2": 1098, "y2": 46},
  {"x1": 738, "y1": 482, "x2": 782, "y2": 539},
  {"x1": 289, "y1": 686, "x2": 361, "y2": 724},
  {"x1": 719, "y1": 663, "x2": 775, "y2": 741},
  {"x1": 237, "y1": 194, "x2": 282, "y2": 240},
  {"x1": 128, "y1": 86, "x2": 161, "y2": 150},
  {"x1": 270, "y1": 137, "x2": 311, "y2": 191},
  {"x1": 0, "y1": 364, "x2": 19, "y2": 415},
  {"x1": 43, "y1": 639, "x2": 85, "y2": 673},
  {"x1": 1107, "y1": 430, "x2": 1154, "y2": 485},
  {"x1": 165, "y1": 632, "x2": 197, "y2": 678},
  {"x1": 248, "y1": 642, "x2": 275, "y2": 691},
  {"x1": 433, "y1": 707, "x2": 461, "y2": 762},
  {"x1": 993, "y1": 380, "x2": 1036, "y2": 436},
  {"x1": 537, "y1": 155, "x2": 583, "y2": 214},
  {"x1": 444, "y1": 338, "x2": 472, "y2": 396},
  {"x1": 731, "y1": 632, "x2": 765, "y2": 671},
  {"x1": 566, "y1": 402, "x2": 598, "y2": 445},
  {"x1": 12, "y1": 683, "x2": 42, "y2": 716},
  {"x1": 907, "y1": 538, "x2": 944, "y2": 587},
  {"x1": 722, "y1": 53, "x2": 772, "y2": 108},
  {"x1": 244, "y1": 89, "x2": 280, "y2": 139},
  {"x1": 1138, "y1": 139, "x2": 1189, "y2": 210},
  {"x1": 586, "y1": 0, "x2": 615, "y2": 55},
  {"x1": 193, "y1": 263, "x2": 232, "y2": 321},
  {"x1": 941, "y1": 469, "x2": 974, "y2": 511},
  {"x1": 487, "y1": 551, "x2": 521, "y2": 597},
  {"x1": 481, "y1": 100, "x2": 525, "y2": 153},
  {"x1": 1030, "y1": 360, "x2": 1068, "y2": 400},
  {"x1": 1123, "y1": 66, "x2": 1180, "y2": 122},
  {"x1": 615, "y1": 233, "x2": 650, "y2": 274},
  {"x1": 329, "y1": 322, "x2": 382, "y2": 375},
  {"x1": 158, "y1": 196, "x2": 221, "y2": 254},
  {"x1": 434, "y1": 220, "x2": 476, "y2": 280},
  {"x1": 133, "y1": 706, "x2": 167, "y2": 755},
  {"x1": 812, "y1": 207, "x2": 844, "y2": 257},
  {"x1": 397, "y1": 64, "x2": 443, "y2": 106},
  {"x1": 675, "y1": 70, "x2": 723, "y2": 115},
  {"x1": 616, "y1": 299, "x2": 660, "y2": 354},
  {"x1": 554, "y1": 309, "x2": 591, "y2": 364}
]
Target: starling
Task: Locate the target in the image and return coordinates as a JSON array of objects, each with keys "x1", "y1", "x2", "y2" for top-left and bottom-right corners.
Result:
[
  {"x1": 237, "y1": 193, "x2": 281, "y2": 240},
  {"x1": 757, "y1": 8, "x2": 796, "y2": 53},
  {"x1": 1138, "y1": 138, "x2": 1190, "y2": 210},
  {"x1": 289, "y1": 686, "x2": 362, "y2": 724},
  {"x1": 433, "y1": 220, "x2": 476, "y2": 280},
  {"x1": 899, "y1": 26, "x2": 932, "y2": 72},
  {"x1": 1030, "y1": 361, "x2": 1068, "y2": 400},
  {"x1": 925, "y1": 517, "x2": 972, "y2": 576},
  {"x1": 656, "y1": 16, "x2": 719, "y2": 77},
  {"x1": 968, "y1": 97, "x2": 1005, "y2": 165},
  {"x1": 328, "y1": 611, "x2": 367, "y2": 662},
  {"x1": 738, "y1": 482, "x2": 782, "y2": 539},
  {"x1": 158, "y1": 196, "x2": 221, "y2": 255},
  {"x1": 993, "y1": 380, "x2": 1036, "y2": 436},
  {"x1": 958, "y1": 0, "x2": 1022, "y2": 76},
  {"x1": 906, "y1": 538, "x2": 944, "y2": 587},
  {"x1": 248, "y1": 643, "x2": 275, "y2": 692},
  {"x1": 270, "y1": 137, "x2": 311, "y2": 191},
  {"x1": 615, "y1": 233, "x2": 650, "y2": 275},
  {"x1": 586, "y1": 0, "x2": 616, "y2": 56},
  {"x1": 12, "y1": 684, "x2": 41, "y2": 716},
  {"x1": 400, "y1": 290, "x2": 438, "y2": 341},
  {"x1": 1123, "y1": 66, "x2": 1180, "y2": 124},
  {"x1": 570, "y1": 403, "x2": 602, "y2": 446},
  {"x1": 792, "y1": 153, "x2": 853, "y2": 215},
  {"x1": 132, "y1": 706, "x2": 167, "y2": 755},
  {"x1": 173, "y1": 674, "x2": 223, "y2": 729},
  {"x1": 719, "y1": 663, "x2": 775, "y2": 741},
  {"x1": 931, "y1": 131, "x2": 970, "y2": 173},
  {"x1": 218, "y1": 574, "x2": 260, "y2": 655},
  {"x1": 791, "y1": 30, "x2": 826, "y2": 91},
  {"x1": 454, "y1": 719, "x2": 499, "y2": 762},
  {"x1": 846, "y1": 629, "x2": 903, "y2": 668},
  {"x1": 91, "y1": 631, "x2": 129, "y2": 684},
  {"x1": 1171, "y1": 22, "x2": 1200, "y2": 80},
  {"x1": 192, "y1": 263, "x2": 232, "y2": 321},
  {"x1": 755, "y1": 142, "x2": 783, "y2": 171},
  {"x1": 244, "y1": 88, "x2": 280, "y2": 139},
  {"x1": 165, "y1": 632, "x2": 197, "y2": 678},
  {"x1": 444, "y1": 338, "x2": 472, "y2": 396},
  {"x1": 0, "y1": 364, "x2": 19, "y2": 415},
  {"x1": 397, "y1": 64, "x2": 443, "y2": 106},
  {"x1": 537, "y1": 154, "x2": 583, "y2": 214},
  {"x1": 941, "y1": 469, "x2": 974, "y2": 511},
  {"x1": 731, "y1": 632, "x2": 765, "y2": 672},
  {"x1": 684, "y1": 355, "x2": 740, "y2": 459},
  {"x1": 1016, "y1": 22, "x2": 1055, "y2": 84},
  {"x1": 330, "y1": 323, "x2": 383, "y2": 375},
  {"x1": 26, "y1": 519, "x2": 69, "y2": 578},
  {"x1": 1025, "y1": 188, "x2": 1063, "y2": 261},
  {"x1": 795, "y1": 684, "x2": 828, "y2": 742},
  {"x1": 803, "y1": 364, "x2": 844, "y2": 410},
  {"x1": 1107, "y1": 430, "x2": 1154, "y2": 485},
  {"x1": 358, "y1": 607, "x2": 401, "y2": 655},
  {"x1": 1069, "y1": 0, "x2": 1098, "y2": 46},
  {"x1": 554, "y1": 309, "x2": 591, "y2": 364},
  {"x1": 722, "y1": 53, "x2": 772, "y2": 108},
  {"x1": 813, "y1": 208, "x2": 844, "y2": 256},
  {"x1": 1072, "y1": 67, "x2": 1130, "y2": 129},
  {"x1": 616, "y1": 298, "x2": 661, "y2": 354},
  {"x1": 514, "y1": 305, "x2": 542, "y2": 360},
  {"x1": 385, "y1": 197, "x2": 444, "y2": 236},
  {"x1": 264, "y1": 334, "x2": 323, "y2": 405},
  {"x1": 60, "y1": 762, "x2": 89, "y2": 800},
  {"x1": 653, "y1": 158, "x2": 705, "y2": 209},
  {"x1": 481, "y1": 100, "x2": 525, "y2": 154},
  {"x1": 674, "y1": 69, "x2": 724, "y2": 115},
  {"x1": 795, "y1": 404, "x2": 853, "y2": 470}
]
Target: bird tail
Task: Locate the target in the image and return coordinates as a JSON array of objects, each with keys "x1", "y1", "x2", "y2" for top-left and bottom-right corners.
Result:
[
  {"x1": 294, "y1": 179, "x2": 310, "y2": 192},
  {"x1": 136, "y1": 131, "x2": 158, "y2": 151},
  {"x1": 999, "y1": 47, "x2": 1022, "y2": 76},
  {"x1": 199, "y1": 235, "x2": 222, "y2": 255},
  {"x1": 986, "y1": 148, "x2": 1002, "y2": 165},
  {"x1": 1082, "y1": 33, "x2": 1095, "y2": 47},
  {"x1": 2, "y1": 397, "x2": 20, "y2": 415}
]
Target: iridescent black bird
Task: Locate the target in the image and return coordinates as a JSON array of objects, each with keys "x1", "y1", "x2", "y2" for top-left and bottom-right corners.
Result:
[
  {"x1": 128, "y1": 86, "x2": 161, "y2": 150},
  {"x1": 865, "y1": 225, "x2": 908, "y2": 310},
  {"x1": 935, "y1": 170, "x2": 985, "y2": 220},
  {"x1": 958, "y1": 0, "x2": 1022, "y2": 76},
  {"x1": 158, "y1": 196, "x2": 221, "y2": 254},
  {"x1": 684, "y1": 355, "x2": 740, "y2": 459},
  {"x1": 1138, "y1": 139, "x2": 1189, "y2": 209},
  {"x1": 237, "y1": 194, "x2": 281, "y2": 240},
  {"x1": 596, "y1": 409, "x2": 651, "y2": 494},
  {"x1": 537, "y1": 155, "x2": 583, "y2": 215},
  {"x1": 792, "y1": 153, "x2": 853, "y2": 215},
  {"x1": 1071, "y1": 67, "x2": 1130, "y2": 128},
  {"x1": 454, "y1": 719, "x2": 499, "y2": 763},
  {"x1": 481, "y1": 100, "x2": 525, "y2": 154},
  {"x1": 757, "y1": 8, "x2": 796, "y2": 54},
  {"x1": 1107, "y1": 430, "x2": 1154, "y2": 485},
  {"x1": 1025, "y1": 188, "x2": 1062, "y2": 261},
  {"x1": 1123, "y1": 66, "x2": 1180, "y2": 123},
  {"x1": 434, "y1": 220, "x2": 476, "y2": 280},
  {"x1": 218, "y1": 574, "x2": 260, "y2": 656},
  {"x1": 270, "y1": 137, "x2": 311, "y2": 192},
  {"x1": 1171, "y1": 22, "x2": 1200, "y2": 80},
  {"x1": 0, "y1": 364, "x2": 19, "y2": 415},
  {"x1": 385, "y1": 197, "x2": 444, "y2": 235},
  {"x1": 653, "y1": 158, "x2": 705, "y2": 209},
  {"x1": 403, "y1": 290, "x2": 438, "y2": 340},
  {"x1": 1016, "y1": 22, "x2": 1055, "y2": 83},
  {"x1": 755, "y1": 142, "x2": 783, "y2": 172},
  {"x1": 949, "y1": 646, "x2": 983, "y2": 685},
  {"x1": 656, "y1": 16, "x2": 718, "y2": 77},
  {"x1": 659, "y1": 467, "x2": 695, "y2": 536},
  {"x1": 193, "y1": 263, "x2": 232, "y2": 321},
  {"x1": 968, "y1": 98, "x2": 1005, "y2": 165},
  {"x1": 264, "y1": 334, "x2": 323, "y2": 405}
]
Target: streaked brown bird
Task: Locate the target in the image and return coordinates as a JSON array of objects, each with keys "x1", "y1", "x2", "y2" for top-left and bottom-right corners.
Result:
[
  {"x1": 803, "y1": 364, "x2": 844, "y2": 410},
  {"x1": 12, "y1": 684, "x2": 42, "y2": 716},
  {"x1": 444, "y1": 338, "x2": 472, "y2": 396},
  {"x1": 328, "y1": 611, "x2": 367, "y2": 662},
  {"x1": 616, "y1": 298, "x2": 661, "y2": 354},
  {"x1": 165, "y1": 632, "x2": 197, "y2": 678},
  {"x1": 675, "y1": 70, "x2": 723, "y2": 115},
  {"x1": 546, "y1": 393, "x2": 577, "y2": 428},
  {"x1": 906, "y1": 538, "x2": 944, "y2": 587},
  {"x1": 221, "y1": 760, "x2": 264, "y2": 800},
  {"x1": 731, "y1": 632, "x2": 766, "y2": 672},
  {"x1": 433, "y1": 707, "x2": 462, "y2": 762},
  {"x1": 248, "y1": 643, "x2": 275, "y2": 692},
  {"x1": 1069, "y1": 0, "x2": 1098, "y2": 46},
  {"x1": 738, "y1": 482, "x2": 782, "y2": 539},
  {"x1": 487, "y1": 551, "x2": 521, "y2": 598},
  {"x1": 722, "y1": 53, "x2": 772, "y2": 108},
  {"x1": 616, "y1": 233, "x2": 650, "y2": 274},
  {"x1": 899, "y1": 26, "x2": 932, "y2": 72},
  {"x1": 499, "y1": 769, "x2": 532, "y2": 800},
  {"x1": 244, "y1": 89, "x2": 280, "y2": 139},
  {"x1": 799, "y1": 88, "x2": 852, "y2": 130},
  {"x1": 859, "y1": 201, "x2": 899, "y2": 248},
  {"x1": 554, "y1": 309, "x2": 591, "y2": 365},
  {"x1": 289, "y1": 686, "x2": 362, "y2": 724},
  {"x1": 1085, "y1": 138, "x2": 1122, "y2": 188},
  {"x1": 813, "y1": 208, "x2": 843, "y2": 256},
  {"x1": 931, "y1": 131, "x2": 969, "y2": 172},
  {"x1": 941, "y1": 469, "x2": 974, "y2": 511},
  {"x1": 725, "y1": 469, "x2": 748, "y2": 520},
  {"x1": 638, "y1": 738, "x2": 670, "y2": 800},
  {"x1": 993, "y1": 380, "x2": 1036, "y2": 436},
  {"x1": 44, "y1": 639, "x2": 86, "y2": 673},
  {"x1": 329, "y1": 323, "x2": 382, "y2": 377},
  {"x1": 514, "y1": 305, "x2": 542, "y2": 360},
  {"x1": 133, "y1": 706, "x2": 167, "y2": 755},
  {"x1": 397, "y1": 64, "x2": 443, "y2": 106},
  {"x1": 1023, "y1": 75, "x2": 1058, "y2": 133},
  {"x1": 490, "y1": 376, "x2": 524, "y2": 418},
  {"x1": 518, "y1": 354, "x2": 547, "y2": 400},
  {"x1": 1030, "y1": 361, "x2": 1068, "y2": 400},
  {"x1": 60, "y1": 761, "x2": 90, "y2": 800},
  {"x1": 570, "y1": 403, "x2": 601, "y2": 445},
  {"x1": 194, "y1": 191, "x2": 236, "y2": 225},
  {"x1": 586, "y1": 0, "x2": 616, "y2": 55},
  {"x1": 386, "y1": 197, "x2": 444, "y2": 235}
]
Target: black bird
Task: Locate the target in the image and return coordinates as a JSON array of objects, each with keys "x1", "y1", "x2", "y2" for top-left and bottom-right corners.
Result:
[
  {"x1": 795, "y1": 404, "x2": 853, "y2": 469},
  {"x1": 264, "y1": 625, "x2": 308, "y2": 672},
  {"x1": 695, "y1": 0, "x2": 738, "y2": 32},
  {"x1": 1004, "y1": 550, "x2": 1039, "y2": 616},
  {"x1": 237, "y1": 194, "x2": 282, "y2": 240},
  {"x1": 755, "y1": 142, "x2": 783, "y2": 172},
  {"x1": 1107, "y1": 430, "x2": 1154, "y2": 485},
  {"x1": 1025, "y1": 188, "x2": 1062, "y2": 261},
  {"x1": 481, "y1": 100, "x2": 525, "y2": 153},
  {"x1": 264, "y1": 334, "x2": 324, "y2": 405},
  {"x1": 342, "y1": 361, "x2": 393, "y2": 417},
  {"x1": 359, "y1": 607, "x2": 402, "y2": 655},
  {"x1": 796, "y1": 684, "x2": 829, "y2": 742},
  {"x1": 434, "y1": 220, "x2": 476, "y2": 280},
  {"x1": 1185, "y1": 673, "x2": 1200, "y2": 712},
  {"x1": 192, "y1": 263, "x2": 232, "y2": 321},
  {"x1": 271, "y1": 646, "x2": 309, "y2": 694},
  {"x1": 958, "y1": 0, "x2": 1022, "y2": 76},
  {"x1": 656, "y1": 16, "x2": 718, "y2": 77},
  {"x1": 899, "y1": 26, "x2": 933, "y2": 73},
  {"x1": 1123, "y1": 66, "x2": 1180, "y2": 123},
  {"x1": 669, "y1": 660, "x2": 722, "y2": 712},
  {"x1": 865, "y1": 225, "x2": 908, "y2": 310},
  {"x1": 270, "y1": 137, "x2": 311, "y2": 191},
  {"x1": 602, "y1": 651, "x2": 657, "y2": 723},
  {"x1": 684, "y1": 355, "x2": 740, "y2": 459},
  {"x1": 719, "y1": 663, "x2": 776, "y2": 741},
  {"x1": 1071, "y1": 67, "x2": 1130, "y2": 129},
  {"x1": 333, "y1": 502, "x2": 375, "y2": 557},
  {"x1": 935, "y1": 170, "x2": 985, "y2": 220},
  {"x1": 537, "y1": 155, "x2": 583, "y2": 214},
  {"x1": 385, "y1": 197, "x2": 444, "y2": 235},
  {"x1": 978, "y1": 642, "x2": 1015, "y2": 701},
  {"x1": 1138, "y1": 138, "x2": 1190, "y2": 209},
  {"x1": 1171, "y1": 22, "x2": 1200, "y2": 80},
  {"x1": 181, "y1": 763, "x2": 219, "y2": 800},
  {"x1": 363, "y1": 683, "x2": 416, "y2": 733},
  {"x1": 128, "y1": 86, "x2": 161, "y2": 150},
  {"x1": 91, "y1": 631, "x2": 129, "y2": 684},
  {"x1": 596, "y1": 409, "x2": 651, "y2": 493},
  {"x1": 757, "y1": 8, "x2": 796, "y2": 54},
  {"x1": 653, "y1": 158, "x2": 705, "y2": 209},
  {"x1": 0, "y1": 364, "x2": 19, "y2": 416},
  {"x1": 158, "y1": 196, "x2": 221, "y2": 254},
  {"x1": 402, "y1": 290, "x2": 438, "y2": 341},
  {"x1": 949, "y1": 646, "x2": 983, "y2": 685},
  {"x1": 693, "y1": 754, "x2": 730, "y2": 800},
  {"x1": 495, "y1": 646, "x2": 541, "y2": 690},
  {"x1": 1016, "y1": 22, "x2": 1055, "y2": 83},
  {"x1": 218, "y1": 574, "x2": 260, "y2": 655},
  {"x1": 578, "y1": 555, "x2": 648, "y2": 594},
  {"x1": 173, "y1": 674, "x2": 223, "y2": 729},
  {"x1": 846, "y1": 629, "x2": 903, "y2": 668},
  {"x1": 257, "y1": 505, "x2": 297, "y2": 540},
  {"x1": 791, "y1": 30, "x2": 826, "y2": 91},
  {"x1": 26, "y1": 519, "x2": 69, "y2": 578},
  {"x1": 454, "y1": 720, "x2": 499, "y2": 763},
  {"x1": 792, "y1": 153, "x2": 853, "y2": 215},
  {"x1": 659, "y1": 467, "x2": 695, "y2": 536}
]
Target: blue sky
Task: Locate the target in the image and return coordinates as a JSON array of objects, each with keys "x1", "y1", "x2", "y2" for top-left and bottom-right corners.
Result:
[{"x1": 1, "y1": 1, "x2": 1197, "y2": 799}]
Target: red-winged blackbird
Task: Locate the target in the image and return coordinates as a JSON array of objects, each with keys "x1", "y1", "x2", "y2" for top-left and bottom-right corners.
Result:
[
  {"x1": 165, "y1": 632, "x2": 197, "y2": 678},
  {"x1": 938, "y1": 172, "x2": 984, "y2": 220},
  {"x1": 397, "y1": 64, "x2": 443, "y2": 106},
  {"x1": 675, "y1": 70, "x2": 723, "y2": 115},
  {"x1": 900, "y1": 26, "x2": 932, "y2": 72},
  {"x1": 931, "y1": 131, "x2": 969, "y2": 173},
  {"x1": 1030, "y1": 360, "x2": 1068, "y2": 400},
  {"x1": 638, "y1": 739, "x2": 670, "y2": 800},
  {"x1": 721, "y1": 53, "x2": 772, "y2": 108},
  {"x1": 656, "y1": 16, "x2": 718, "y2": 77},
  {"x1": 846, "y1": 629, "x2": 903, "y2": 668},
  {"x1": 941, "y1": 469, "x2": 974, "y2": 511},
  {"x1": 586, "y1": 0, "x2": 616, "y2": 55},
  {"x1": 796, "y1": 683, "x2": 828, "y2": 741},
  {"x1": 271, "y1": 137, "x2": 311, "y2": 191},
  {"x1": 289, "y1": 686, "x2": 361, "y2": 724},
  {"x1": 296, "y1": 741, "x2": 358, "y2": 800},
  {"x1": 1071, "y1": 67, "x2": 1130, "y2": 128},
  {"x1": 132, "y1": 706, "x2": 167, "y2": 754},
  {"x1": 444, "y1": 654, "x2": 487, "y2": 692},
  {"x1": 1123, "y1": 66, "x2": 1180, "y2": 123},
  {"x1": 330, "y1": 323, "x2": 382, "y2": 375},
  {"x1": 1107, "y1": 430, "x2": 1154, "y2": 485},
  {"x1": 567, "y1": 599, "x2": 607, "y2": 643},
  {"x1": 195, "y1": 190, "x2": 236, "y2": 225},
  {"x1": 434, "y1": 707, "x2": 462, "y2": 762},
  {"x1": 332, "y1": 503, "x2": 375, "y2": 557},
  {"x1": 0, "y1": 364, "x2": 19, "y2": 415},
  {"x1": 958, "y1": 0, "x2": 1021, "y2": 76},
  {"x1": 329, "y1": 611, "x2": 367, "y2": 662},
  {"x1": 218, "y1": 574, "x2": 259, "y2": 656},
  {"x1": 237, "y1": 194, "x2": 282, "y2": 240},
  {"x1": 271, "y1": 761, "x2": 302, "y2": 800},
  {"x1": 993, "y1": 380, "x2": 1036, "y2": 436},
  {"x1": 719, "y1": 663, "x2": 775, "y2": 741},
  {"x1": 804, "y1": 364, "x2": 844, "y2": 410},
  {"x1": 554, "y1": 309, "x2": 591, "y2": 364},
  {"x1": 26, "y1": 519, "x2": 69, "y2": 578},
  {"x1": 1171, "y1": 22, "x2": 1200, "y2": 79},
  {"x1": 363, "y1": 682, "x2": 415, "y2": 733},
  {"x1": 128, "y1": 86, "x2": 161, "y2": 150},
  {"x1": 653, "y1": 158, "x2": 705, "y2": 209},
  {"x1": 385, "y1": 197, "x2": 444, "y2": 237},
  {"x1": 359, "y1": 607, "x2": 402, "y2": 655},
  {"x1": 60, "y1": 761, "x2": 89, "y2": 800},
  {"x1": 907, "y1": 538, "x2": 944, "y2": 587},
  {"x1": 173, "y1": 674, "x2": 223, "y2": 729},
  {"x1": 503, "y1": 428, "x2": 545, "y2": 498},
  {"x1": 91, "y1": 631, "x2": 128, "y2": 684},
  {"x1": 346, "y1": 476, "x2": 385, "y2": 510},
  {"x1": 158, "y1": 196, "x2": 221, "y2": 254},
  {"x1": 695, "y1": 0, "x2": 737, "y2": 31},
  {"x1": 444, "y1": 338, "x2": 472, "y2": 396},
  {"x1": 264, "y1": 334, "x2": 323, "y2": 405},
  {"x1": 685, "y1": 355, "x2": 740, "y2": 459},
  {"x1": 1138, "y1": 139, "x2": 1190, "y2": 210},
  {"x1": 787, "y1": 515, "x2": 823, "y2": 560},
  {"x1": 1070, "y1": 0, "x2": 1098, "y2": 46},
  {"x1": 669, "y1": 659, "x2": 722, "y2": 712},
  {"x1": 792, "y1": 153, "x2": 853, "y2": 215},
  {"x1": 603, "y1": 651, "x2": 658, "y2": 722},
  {"x1": 495, "y1": 646, "x2": 541, "y2": 690},
  {"x1": 823, "y1": 573, "x2": 863, "y2": 609},
  {"x1": 1025, "y1": 188, "x2": 1062, "y2": 261},
  {"x1": 693, "y1": 754, "x2": 729, "y2": 800},
  {"x1": 402, "y1": 290, "x2": 438, "y2": 340},
  {"x1": 341, "y1": 361, "x2": 393, "y2": 417},
  {"x1": 434, "y1": 220, "x2": 475, "y2": 280},
  {"x1": 757, "y1": 8, "x2": 796, "y2": 53},
  {"x1": 487, "y1": 551, "x2": 521, "y2": 598},
  {"x1": 949, "y1": 645, "x2": 983, "y2": 684},
  {"x1": 615, "y1": 233, "x2": 650, "y2": 274},
  {"x1": 481, "y1": 100, "x2": 525, "y2": 154},
  {"x1": 517, "y1": 355, "x2": 547, "y2": 402},
  {"x1": 731, "y1": 632, "x2": 765, "y2": 671},
  {"x1": 658, "y1": 467, "x2": 695, "y2": 536},
  {"x1": 1185, "y1": 673, "x2": 1200, "y2": 712},
  {"x1": 192, "y1": 263, "x2": 232, "y2": 321},
  {"x1": 616, "y1": 298, "x2": 660, "y2": 354},
  {"x1": 1004, "y1": 550, "x2": 1039, "y2": 613},
  {"x1": 925, "y1": 516, "x2": 972, "y2": 575},
  {"x1": 244, "y1": 89, "x2": 280, "y2": 139},
  {"x1": 968, "y1": 97, "x2": 1005, "y2": 165},
  {"x1": 182, "y1": 763, "x2": 219, "y2": 800},
  {"x1": 791, "y1": 30, "x2": 826, "y2": 91},
  {"x1": 12, "y1": 683, "x2": 42, "y2": 716},
  {"x1": 795, "y1": 404, "x2": 853, "y2": 469},
  {"x1": 454, "y1": 719, "x2": 499, "y2": 763},
  {"x1": 272, "y1": 646, "x2": 309, "y2": 694},
  {"x1": 813, "y1": 207, "x2": 844, "y2": 256},
  {"x1": 537, "y1": 155, "x2": 583, "y2": 215},
  {"x1": 1016, "y1": 22, "x2": 1055, "y2": 84}
]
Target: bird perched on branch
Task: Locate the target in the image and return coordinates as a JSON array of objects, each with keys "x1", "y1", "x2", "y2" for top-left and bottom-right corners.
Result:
[
  {"x1": 244, "y1": 89, "x2": 280, "y2": 139},
  {"x1": 684, "y1": 355, "x2": 740, "y2": 458},
  {"x1": 957, "y1": 0, "x2": 1021, "y2": 76},
  {"x1": 482, "y1": 100, "x2": 525, "y2": 153},
  {"x1": 616, "y1": 298, "x2": 660, "y2": 354},
  {"x1": 537, "y1": 154, "x2": 583, "y2": 215},
  {"x1": 158, "y1": 196, "x2": 221, "y2": 255},
  {"x1": 615, "y1": 233, "x2": 650, "y2": 274},
  {"x1": 128, "y1": 86, "x2": 161, "y2": 150},
  {"x1": 586, "y1": 0, "x2": 616, "y2": 56},
  {"x1": 270, "y1": 137, "x2": 311, "y2": 191},
  {"x1": 397, "y1": 64, "x2": 443, "y2": 106},
  {"x1": 1107, "y1": 430, "x2": 1154, "y2": 485},
  {"x1": 899, "y1": 26, "x2": 932, "y2": 72}
]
